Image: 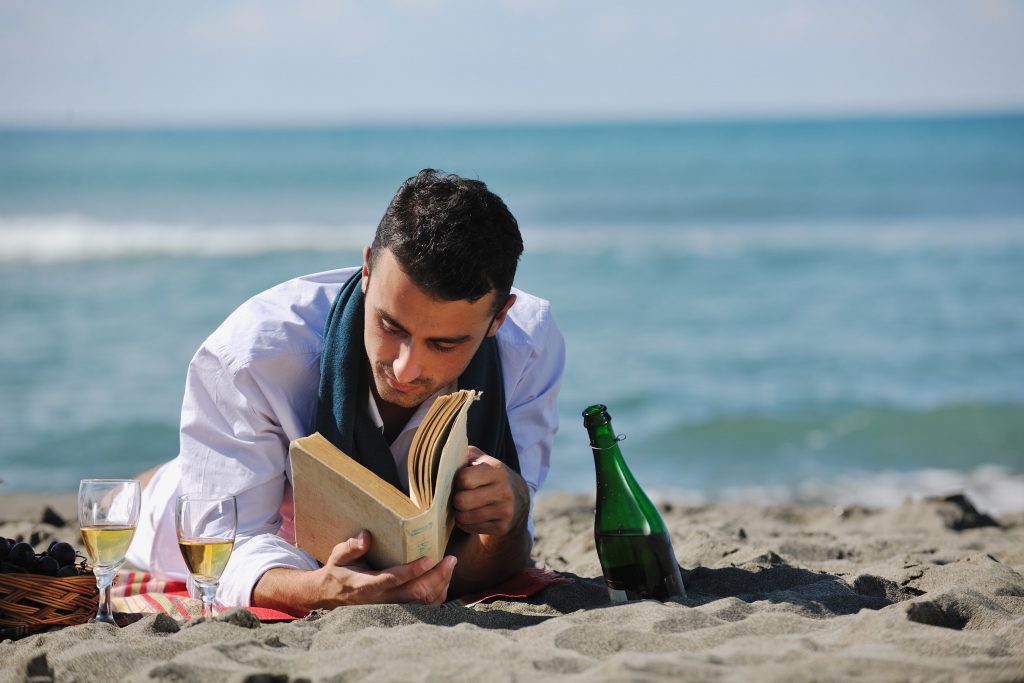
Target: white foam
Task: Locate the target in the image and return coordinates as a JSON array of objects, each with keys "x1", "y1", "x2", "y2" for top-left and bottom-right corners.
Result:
[
  {"x1": 3, "y1": 213, "x2": 1023, "y2": 263},
  {"x1": 0, "y1": 214, "x2": 369, "y2": 263},
  {"x1": 694, "y1": 465, "x2": 1024, "y2": 516},
  {"x1": 522, "y1": 218, "x2": 1024, "y2": 256}
]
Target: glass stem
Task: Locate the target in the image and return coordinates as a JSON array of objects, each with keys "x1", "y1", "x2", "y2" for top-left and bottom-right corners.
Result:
[
  {"x1": 199, "y1": 581, "x2": 218, "y2": 619},
  {"x1": 95, "y1": 570, "x2": 116, "y2": 624}
]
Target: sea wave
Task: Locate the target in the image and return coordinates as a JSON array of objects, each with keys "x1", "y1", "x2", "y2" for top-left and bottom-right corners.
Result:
[
  {"x1": 524, "y1": 219, "x2": 1024, "y2": 256},
  {"x1": 648, "y1": 465, "x2": 1024, "y2": 517},
  {"x1": 2, "y1": 213, "x2": 1023, "y2": 263},
  {"x1": 0, "y1": 214, "x2": 371, "y2": 263},
  {"x1": 647, "y1": 402, "x2": 1024, "y2": 472}
]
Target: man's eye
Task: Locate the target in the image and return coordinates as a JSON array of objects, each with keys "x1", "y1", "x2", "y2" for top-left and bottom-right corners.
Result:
[
  {"x1": 432, "y1": 342, "x2": 458, "y2": 353},
  {"x1": 381, "y1": 321, "x2": 402, "y2": 336}
]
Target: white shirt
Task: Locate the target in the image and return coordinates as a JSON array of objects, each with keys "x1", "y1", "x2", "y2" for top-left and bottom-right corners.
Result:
[{"x1": 126, "y1": 267, "x2": 565, "y2": 607}]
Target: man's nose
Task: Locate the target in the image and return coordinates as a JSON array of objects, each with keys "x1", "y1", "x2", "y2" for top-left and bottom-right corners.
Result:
[{"x1": 392, "y1": 340, "x2": 421, "y2": 383}]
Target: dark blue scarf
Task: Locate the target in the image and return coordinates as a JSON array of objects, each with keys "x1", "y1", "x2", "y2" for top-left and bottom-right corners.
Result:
[{"x1": 315, "y1": 272, "x2": 519, "y2": 491}]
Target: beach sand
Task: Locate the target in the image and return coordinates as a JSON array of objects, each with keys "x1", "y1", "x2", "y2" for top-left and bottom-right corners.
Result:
[{"x1": 2, "y1": 491, "x2": 1023, "y2": 682}]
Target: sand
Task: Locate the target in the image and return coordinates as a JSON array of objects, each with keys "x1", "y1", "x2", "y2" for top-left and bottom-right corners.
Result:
[{"x1": 2, "y1": 491, "x2": 1023, "y2": 682}]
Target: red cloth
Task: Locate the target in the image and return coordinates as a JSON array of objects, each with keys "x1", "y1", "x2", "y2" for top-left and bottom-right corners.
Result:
[
  {"x1": 112, "y1": 571, "x2": 296, "y2": 621},
  {"x1": 112, "y1": 567, "x2": 571, "y2": 620}
]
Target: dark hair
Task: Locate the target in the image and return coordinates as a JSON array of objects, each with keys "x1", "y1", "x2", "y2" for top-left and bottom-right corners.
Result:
[{"x1": 370, "y1": 169, "x2": 523, "y2": 314}]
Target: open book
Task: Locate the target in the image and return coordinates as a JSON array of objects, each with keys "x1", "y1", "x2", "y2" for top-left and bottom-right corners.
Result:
[{"x1": 290, "y1": 389, "x2": 479, "y2": 569}]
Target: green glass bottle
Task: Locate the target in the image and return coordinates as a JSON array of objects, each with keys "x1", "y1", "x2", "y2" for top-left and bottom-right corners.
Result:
[{"x1": 584, "y1": 404, "x2": 686, "y2": 602}]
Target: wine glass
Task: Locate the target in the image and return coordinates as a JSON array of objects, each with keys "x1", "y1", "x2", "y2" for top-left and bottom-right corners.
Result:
[
  {"x1": 175, "y1": 493, "x2": 237, "y2": 619},
  {"x1": 78, "y1": 478, "x2": 141, "y2": 625}
]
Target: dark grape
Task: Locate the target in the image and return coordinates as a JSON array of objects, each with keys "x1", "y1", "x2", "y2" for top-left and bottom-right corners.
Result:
[
  {"x1": 32, "y1": 555, "x2": 60, "y2": 577},
  {"x1": 0, "y1": 538, "x2": 90, "y2": 578},
  {"x1": 8, "y1": 542, "x2": 35, "y2": 569},
  {"x1": 49, "y1": 541, "x2": 77, "y2": 567}
]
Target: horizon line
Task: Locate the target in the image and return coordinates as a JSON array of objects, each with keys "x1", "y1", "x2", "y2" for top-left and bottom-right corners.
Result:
[{"x1": 1, "y1": 107, "x2": 1023, "y2": 132}]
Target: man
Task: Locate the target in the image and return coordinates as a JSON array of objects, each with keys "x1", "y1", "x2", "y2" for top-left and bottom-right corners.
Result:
[{"x1": 127, "y1": 170, "x2": 564, "y2": 615}]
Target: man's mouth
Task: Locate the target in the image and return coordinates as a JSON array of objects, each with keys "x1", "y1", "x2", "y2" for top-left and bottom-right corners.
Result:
[
  {"x1": 386, "y1": 375, "x2": 417, "y2": 393},
  {"x1": 380, "y1": 368, "x2": 424, "y2": 394}
]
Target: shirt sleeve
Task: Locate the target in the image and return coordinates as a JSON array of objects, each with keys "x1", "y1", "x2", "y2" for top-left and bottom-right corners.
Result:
[
  {"x1": 176, "y1": 343, "x2": 319, "y2": 607},
  {"x1": 503, "y1": 301, "x2": 566, "y2": 541}
]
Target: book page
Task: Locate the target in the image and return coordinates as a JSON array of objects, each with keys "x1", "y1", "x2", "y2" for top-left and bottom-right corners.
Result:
[
  {"x1": 423, "y1": 391, "x2": 478, "y2": 532},
  {"x1": 408, "y1": 390, "x2": 475, "y2": 508}
]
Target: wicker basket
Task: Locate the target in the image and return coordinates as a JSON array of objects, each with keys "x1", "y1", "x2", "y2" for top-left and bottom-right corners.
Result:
[{"x1": 0, "y1": 573, "x2": 99, "y2": 628}]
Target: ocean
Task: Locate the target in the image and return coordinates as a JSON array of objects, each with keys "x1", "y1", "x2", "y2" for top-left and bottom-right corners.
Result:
[{"x1": 1, "y1": 116, "x2": 1022, "y2": 514}]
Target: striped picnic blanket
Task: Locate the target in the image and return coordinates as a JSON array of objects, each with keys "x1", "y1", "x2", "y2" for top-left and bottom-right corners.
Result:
[
  {"x1": 112, "y1": 566, "x2": 571, "y2": 621},
  {"x1": 110, "y1": 571, "x2": 296, "y2": 621}
]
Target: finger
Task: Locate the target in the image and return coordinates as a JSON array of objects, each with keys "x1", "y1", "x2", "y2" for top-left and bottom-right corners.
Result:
[
  {"x1": 467, "y1": 450, "x2": 500, "y2": 468},
  {"x1": 327, "y1": 530, "x2": 371, "y2": 566},
  {"x1": 378, "y1": 555, "x2": 454, "y2": 604},
  {"x1": 430, "y1": 556, "x2": 457, "y2": 607},
  {"x1": 387, "y1": 555, "x2": 456, "y2": 606},
  {"x1": 455, "y1": 502, "x2": 504, "y2": 527},
  {"x1": 362, "y1": 554, "x2": 436, "y2": 592},
  {"x1": 453, "y1": 483, "x2": 507, "y2": 513},
  {"x1": 456, "y1": 459, "x2": 503, "y2": 491}
]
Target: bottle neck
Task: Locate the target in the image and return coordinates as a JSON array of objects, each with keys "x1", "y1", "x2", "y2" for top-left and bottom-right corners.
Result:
[
  {"x1": 589, "y1": 409, "x2": 618, "y2": 456},
  {"x1": 583, "y1": 404, "x2": 618, "y2": 451},
  {"x1": 587, "y1": 417, "x2": 628, "y2": 475},
  {"x1": 586, "y1": 419, "x2": 619, "y2": 451}
]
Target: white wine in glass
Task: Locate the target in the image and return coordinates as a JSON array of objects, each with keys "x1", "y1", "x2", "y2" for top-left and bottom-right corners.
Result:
[
  {"x1": 175, "y1": 493, "x2": 237, "y2": 619},
  {"x1": 178, "y1": 538, "x2": 234, "y2": 583},
  {"x1": 78, "y1": 479, "x2": 141, "y2": 625}
]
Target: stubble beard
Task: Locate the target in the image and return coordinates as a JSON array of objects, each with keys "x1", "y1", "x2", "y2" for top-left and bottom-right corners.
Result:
[{"x1": 371, "y1": 361, "x2": 439, "y2": 409}]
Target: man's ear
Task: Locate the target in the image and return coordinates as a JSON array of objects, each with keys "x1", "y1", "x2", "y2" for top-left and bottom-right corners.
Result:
[
  {"x1": 360, "y1": 246, "x2": 372, "y2": 293},
  {"x1": 487, "y1": 293, "x2": 517, "y2": 337}
]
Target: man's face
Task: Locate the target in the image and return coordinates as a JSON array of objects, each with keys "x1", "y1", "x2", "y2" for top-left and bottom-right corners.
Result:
[{"x1": 361, "y1": 247, "x2": 514, "y2": 410}]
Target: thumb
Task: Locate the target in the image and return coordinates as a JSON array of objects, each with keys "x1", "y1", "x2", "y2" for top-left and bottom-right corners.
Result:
[{"x1": 328, "y1": 530, "x2": 370, "y2": 566}]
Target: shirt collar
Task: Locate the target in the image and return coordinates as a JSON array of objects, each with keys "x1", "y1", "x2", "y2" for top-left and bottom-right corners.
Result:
[{"x1": 365, "y1": 381, "x2": 458, "y2": 441}]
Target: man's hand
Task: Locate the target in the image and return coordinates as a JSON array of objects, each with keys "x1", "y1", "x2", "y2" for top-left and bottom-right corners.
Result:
[
  {"x1": 445, "y1": 446, "x2": 532, "y2": 596},
  {"x1": 253, "y1": 531, "x2": 456, "y2": 613},
  {"x1": 314, "y1": 531, "x2": 456, "y2": 607},
  {"x1": 452, "y1": 446, "x2": 529, "y2": 538}
]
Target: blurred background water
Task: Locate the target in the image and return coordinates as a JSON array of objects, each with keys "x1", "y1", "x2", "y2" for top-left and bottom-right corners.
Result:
[{"x1": 1, "y1": 116, "x2": 1022, "y2": 512}]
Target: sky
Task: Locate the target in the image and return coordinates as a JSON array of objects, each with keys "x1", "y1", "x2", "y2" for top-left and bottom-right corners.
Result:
[{"x1": 1, "y1": 0, "x2": 1023, "y2": 125}]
